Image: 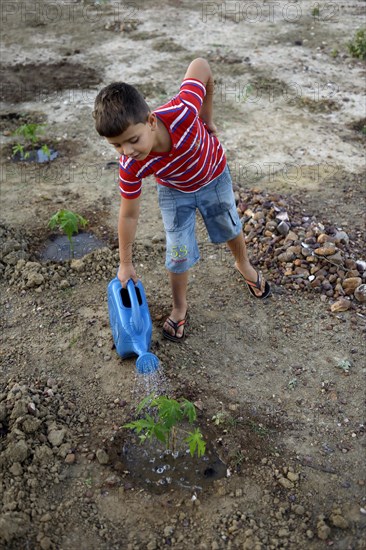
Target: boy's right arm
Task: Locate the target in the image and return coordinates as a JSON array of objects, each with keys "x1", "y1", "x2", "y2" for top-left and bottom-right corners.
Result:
[{"x1": 118, "y1": 196, "x2": 140, "y2": 287}]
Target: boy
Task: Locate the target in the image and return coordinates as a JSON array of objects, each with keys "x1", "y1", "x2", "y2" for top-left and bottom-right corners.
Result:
[{"x1": 93, "y1": 58, "x2": 270, "y2": 342}]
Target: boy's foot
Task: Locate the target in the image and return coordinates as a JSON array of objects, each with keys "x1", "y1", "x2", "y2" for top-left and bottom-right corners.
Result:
[
  {"x1": 162, "y1": 308, "x2": 188, "y2": 342},
  {"x1": 235, "y1": 262, "x2": 271, "y2": 299}
]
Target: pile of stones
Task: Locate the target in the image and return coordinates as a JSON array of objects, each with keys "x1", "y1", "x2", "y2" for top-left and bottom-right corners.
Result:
[{"x1": 233, "y1": 187, "x2": 366, "y2": 311}]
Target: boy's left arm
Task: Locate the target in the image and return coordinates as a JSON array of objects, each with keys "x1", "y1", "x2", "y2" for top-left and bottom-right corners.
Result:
[{"x1": 184, "y1": 58, "x2": 217, "y2": 136}]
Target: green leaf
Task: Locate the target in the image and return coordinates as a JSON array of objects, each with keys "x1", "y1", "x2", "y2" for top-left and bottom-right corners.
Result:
[
  {"x1": 136, "y1": 392, "x2": 155, "y2": 414},
  {"x1": 181, "y1": 399, "x2": 197, "y2": 423},
  {"x1": 184, "y1": 428, "x2": 206, "y2": 458},
  {"x1": 47, "y1": 209, "x2": 88, "y2": 243},
  {"x1": 155, "y1": 397, "x2": 183, "y2": 430},
  {"x1": 41, "y1": 144, "x2": 51, "y2": 158}
]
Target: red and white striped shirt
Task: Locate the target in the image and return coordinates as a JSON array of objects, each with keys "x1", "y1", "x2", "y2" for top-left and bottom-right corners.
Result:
[{"x1": 119, "y1": 78, "x2": 226, "y2": 199}]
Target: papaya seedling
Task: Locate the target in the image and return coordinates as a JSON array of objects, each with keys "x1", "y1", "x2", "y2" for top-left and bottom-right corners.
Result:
[
  {"x1": 48, "y1": 209, "x2": 88, "y2": 258},
  {"x1": 12, "y1": 123, "x2": 52, "y2": 161},
  {"x1": 347, "y1": 29, "x2": 366, "y2": 60},
  {"x1": 124, "y1": 394, "x2": 206, "y2": 458}
]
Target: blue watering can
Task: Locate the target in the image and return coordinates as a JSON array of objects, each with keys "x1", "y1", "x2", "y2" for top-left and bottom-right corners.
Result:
[{"x1": 107, "y1": 276, "x2": 160, "y2": 374}]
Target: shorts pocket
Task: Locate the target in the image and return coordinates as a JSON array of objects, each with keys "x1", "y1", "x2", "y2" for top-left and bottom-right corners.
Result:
[
  {"x1": 215, "y1": 173, "x2": 236, "y2": 213},
  {"x1": 158, "y1": 187, "x2": 178, "y2": 232}
]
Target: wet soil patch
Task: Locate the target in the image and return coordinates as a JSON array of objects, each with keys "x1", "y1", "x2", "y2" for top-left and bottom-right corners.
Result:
[
  {"x1": 296, "y1": 96, "x2": 340, "y2": 113},
  {"x1": 345, "y1": 117, "x2": 366, "y2": 143},
  {"x1": 0, "y1": 111, "x2": 47, "y2": 133},
  {"x1": 12, "y1": 147, "x2": 59, "y2": 163},
  {"x1": 134, "y1": 81, "x2": 167, "y2": 101},
  {"x1": 152, "y1": 38, "x2": 185, "y2": 52},
  {"x1": 39, "y1": 232, "x2": 108, "y2": 262},
  {"x1": 0, "y1": 62, "x2": 103, "y2": 103},
  {"x1": 108, "y1": 432, "x2": 227, "y2": 494}
]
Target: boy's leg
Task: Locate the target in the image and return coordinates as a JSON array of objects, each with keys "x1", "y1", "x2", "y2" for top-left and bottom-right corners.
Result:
[
  {"x1": 227, "y1": 232, "x2": 266, "y2": 297},
  {"x1": 163, "y1": 270, "x2": 189, "y2": 338}
]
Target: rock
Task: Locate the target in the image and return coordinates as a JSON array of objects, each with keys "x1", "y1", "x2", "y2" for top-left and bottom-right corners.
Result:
[
  {"x1": 284, "y1": 230, "x2": 298, "y2": 242},
  {"x1": 22, "y1": 417, "x2": 42, "y2": 434},
  {"x1": 9, "y1": 462, "x2": 23, "y2": 476},
  {"x1": 96, "y1": 449, "x2": 110, "y2": 465},
  {"x1": 164, "y1": 525, "x2": 174, "y2": 537},
  {"x1": 278, "y1": 477, "x2": 294, "y2": 489},
  {"x1": 287, "y1": 471, "x2": 299, "y2": 482},
  {"x1": 330, "y1": 298, "x2": 351, "y2": 312},
  {"x1": 354, "y1": 284, "x2": 366, "y2": 303},
  {"x1": 33, "y1": 445, "x2": 54, "y2": 465},
  {"x1": 26, "y1": 271, "x2": 44, "y2": 288},
  {"x1": 65, "y1": 453, "x2": 76, "y2": 464},
  {"x1": 6, "y1": 440, "x2": 29, "y2": 464},
  {"x1": 59, "y1": 279, "x2": 70, "y2": 289},
  {"x1": 0, "y1": 403, "x2": 7, "y2": 422},
  {"x1": 356, "y1": 260, "x2": 366, "y2": 272},
  {"x1": 105, "y1": 475, "x2": 120, "y2": 487},
  {"x1": 48, "y1": 428, "x2": 66, "y2": 447},
  {"x1": 314, "y1": 245, "x2": 337, "y2": 256},
  {"x1": 293, "y1": 505, "x2": 305, "y2": 516},
  {"x1": 70, "y1": 259, "x2": 85, "y2": 272},
  {"x1": 330, "y1": 513, "x2": 348, "y2": 529},
  {"x1": 317, "y1": 233, "x2": 334, "y2": 244},
  {"x1": 317, "y1": 521, "x2": 331, "y2": 540},
  {"x1": 277, "y1": 221, "x2": 290, "y2": 236},
  {"x1": 342, "y1": 277, "x2": 362, "y2": 292},
  {"x1": 0, "y1": 512, "x2": 30, "y2": 543},
  {"x1": 326, "y1": 251, "x2": 343, "y2": 265},
  {"x1": 40, "y1": 537, "x2": 52, "y2": 550},
  {"x1": 334, "y1": 230, "x2": 349, "y2": 245},
  {"x1": 27, "y1": 402, "x2": 37, "y2": 415}
]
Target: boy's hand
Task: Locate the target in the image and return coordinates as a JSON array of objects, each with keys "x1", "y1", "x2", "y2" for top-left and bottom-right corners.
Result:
[
  {"x1": 204, "y1": 120, "x2": 218, "y2": 136},
  {"x1": 118, "y1": 263, "x2": 138, "y2": 288}
]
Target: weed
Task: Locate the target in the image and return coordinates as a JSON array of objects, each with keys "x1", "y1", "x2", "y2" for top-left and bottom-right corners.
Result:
[
  {"x1": 311, "y1": 6, "x2": 320, "y2": 18},
  {"x1": 124, "y1": 394, "x2": 206, "y2": 457},
  {"x1": 336, "y1": 359, "x2": 352, "y2": 373},
  {"x1": 84, "y1": 477, "x2": 93, "y2": 488},
  {"x1": 347, "y1": 29, "x2": 366, "y2": 60},
  {"x1": 232, "y1": 450, "x2": 245, "y2": 468},
  {"x1": 247, "y1": 420, "x2": 268, "y2": 437},
  {"x1": 288, "y1": 378, "x2": 298, "y2": 390},
  {"x1": 330, "y1": 48, "x2": 339, "y2": 58},
  {"x1": 48, "y1": 209, "x2": 88, "y2": 258},
  {"x1": 212, "y1": 411, "x2": 226, "y2": 426}
]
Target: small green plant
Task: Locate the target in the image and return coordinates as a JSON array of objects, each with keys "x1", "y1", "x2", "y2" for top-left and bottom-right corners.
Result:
[
  {"x1": 330, "y1": 48, "x2": 339, "y2": 58},
  {"x1": 347, "y1": 29, "x2": 366, "y2": 60},
  {"x1": 41, "y1": 144, "x2": 51, "y2": 159},
  {"x1": 84, "y1": 477, "x2": 93, "y2": 488},
  {"x1": 124, "y1": 394, "x2": 206, "y2": 458},
  {"x1": 288, "y1": 378, "x2": 298, "y2": 390},
  {"x1": 336, "y1": 359, "x2": 352, "y2": 373},
  {"x1": 12, "y1": 123, "x2": 50, "y2": 160},
  {"x1": 48, "y1": 209, "x2": 88, "y2": 257},
  {"x1": 311, "y1": 6, "x2": 320, "y2": 18}
]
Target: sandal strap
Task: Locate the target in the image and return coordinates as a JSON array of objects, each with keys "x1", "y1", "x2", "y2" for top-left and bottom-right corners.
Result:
[
  {"x1": 166, "y1": 317, "x2": 187, "y2": 331},
  {"x1": 244, "y1": 271, "x2": 262, "y2": 290}
]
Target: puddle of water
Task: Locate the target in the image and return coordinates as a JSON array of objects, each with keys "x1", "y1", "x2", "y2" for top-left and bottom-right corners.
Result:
[
  {"x1": 12, "y1": 148, "x2": 58, "y2": 163},
  {"x1": 112, "y1": 433, "x2": 226, "y2": 494},
  {"x1": 39, "y1": 232, "x2": 107, "y2": 261}
]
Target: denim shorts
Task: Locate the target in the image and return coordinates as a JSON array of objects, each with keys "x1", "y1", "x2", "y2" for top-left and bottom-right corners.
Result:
[{"x1": 157, "y1": 164, "x2": 242, "y2": 273}]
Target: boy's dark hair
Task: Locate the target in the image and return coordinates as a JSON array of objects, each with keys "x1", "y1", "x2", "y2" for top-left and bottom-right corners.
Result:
[{"x1": 93, "y1": 82, "x2": 150, "y2": 137}]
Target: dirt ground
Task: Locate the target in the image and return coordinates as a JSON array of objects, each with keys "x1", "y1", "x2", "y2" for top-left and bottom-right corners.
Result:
[{"x1": 1, "y1": 1, "x2": 366, "y2": 549}]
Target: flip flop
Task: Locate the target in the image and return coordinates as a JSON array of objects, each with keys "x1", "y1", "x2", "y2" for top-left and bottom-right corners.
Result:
[
  {"x1": 162, "y1": 313, "x2": 189, "y2": 342},
  {"x1": 237, "y1": 269, "x2": 271, "y2": 299}
]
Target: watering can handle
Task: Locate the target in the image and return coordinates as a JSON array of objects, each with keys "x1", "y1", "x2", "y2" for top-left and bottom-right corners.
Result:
[{"x1": 126, "y1": 279, "x2": 143, "y2": 333}]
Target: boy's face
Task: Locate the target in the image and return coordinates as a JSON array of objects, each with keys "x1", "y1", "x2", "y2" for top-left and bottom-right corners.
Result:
[{"x1": 106, "y1": 113, "x2": 157, "y2": 160}]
